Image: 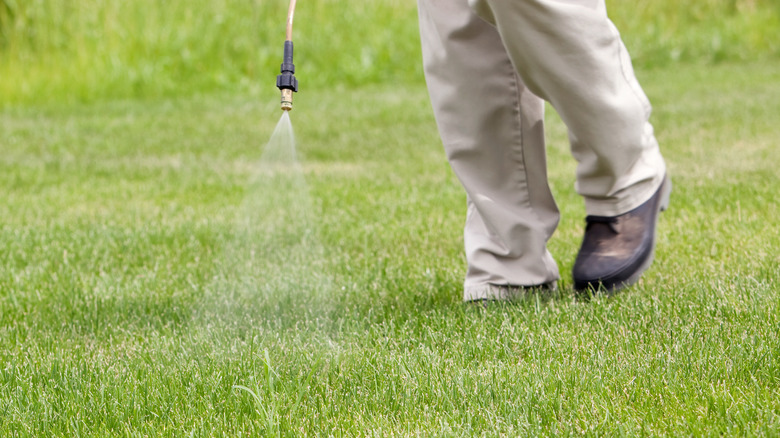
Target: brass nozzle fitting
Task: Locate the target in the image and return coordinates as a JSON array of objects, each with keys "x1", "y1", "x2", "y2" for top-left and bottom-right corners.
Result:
[{"x1": 281, "y1": 89, "x2": 293, "y2": 111}]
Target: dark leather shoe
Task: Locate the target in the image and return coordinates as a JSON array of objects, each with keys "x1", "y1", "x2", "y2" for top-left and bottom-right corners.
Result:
[{"x1": 573, "y1": 176, "x2": 671, "y2": 293}]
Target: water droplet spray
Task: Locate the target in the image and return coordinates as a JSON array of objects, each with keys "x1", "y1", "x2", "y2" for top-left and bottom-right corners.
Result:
[{"x1": 205, "y1": 0, "x2": 333, "y2": 325}]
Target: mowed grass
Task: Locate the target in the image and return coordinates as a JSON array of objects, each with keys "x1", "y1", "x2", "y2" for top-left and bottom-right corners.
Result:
[{"x1": 1, "y1": 61, "x2": 779, "y2": 436}]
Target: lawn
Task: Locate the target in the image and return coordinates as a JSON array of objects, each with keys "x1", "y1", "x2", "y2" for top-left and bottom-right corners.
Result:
[{"x1": 1, "y1": 58, "x2": 778, "y2": 436}]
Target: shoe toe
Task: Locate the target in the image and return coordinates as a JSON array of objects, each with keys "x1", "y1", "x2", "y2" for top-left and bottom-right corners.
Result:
[{"x1": 573, "y1": 176, "x2": 670, "y2": 293}]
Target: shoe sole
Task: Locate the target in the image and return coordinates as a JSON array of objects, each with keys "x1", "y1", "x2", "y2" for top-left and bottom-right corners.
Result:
[{"x1": 463, "y1": 281, "x2": 558, "y2": 302}]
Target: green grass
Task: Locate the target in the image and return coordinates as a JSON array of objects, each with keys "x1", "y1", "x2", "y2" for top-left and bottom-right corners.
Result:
[{"x1": 1, "y1": 60, "x2": 779, "y2": 436}]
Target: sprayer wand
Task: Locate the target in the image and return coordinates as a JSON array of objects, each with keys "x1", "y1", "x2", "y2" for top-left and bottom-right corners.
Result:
[{"x1": 276, "y1": 0, "x2": 299, "y2": 111}]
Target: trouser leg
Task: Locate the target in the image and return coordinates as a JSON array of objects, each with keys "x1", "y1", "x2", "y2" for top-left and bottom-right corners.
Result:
[
  {"x1": 418, "y1": 0, "x2": 562, "y2": 299},
  {"x1": 470, "y1": 0, "x2": 667, "y2": 216}
]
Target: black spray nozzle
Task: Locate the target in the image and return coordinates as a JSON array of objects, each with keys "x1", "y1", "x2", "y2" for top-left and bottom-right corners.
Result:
[{"x1": 276, "y1": 40, "x2": 298, "y2": 92}]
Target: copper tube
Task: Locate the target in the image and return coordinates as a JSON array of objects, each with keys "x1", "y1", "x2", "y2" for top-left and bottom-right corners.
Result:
[{"x1": 286, "y1": 0, "x2": 297, "y2": 42}]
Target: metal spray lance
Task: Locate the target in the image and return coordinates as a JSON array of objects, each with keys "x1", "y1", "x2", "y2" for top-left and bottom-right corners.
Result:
[{"x1": 277, "y1": 0, "x2": 299, "y2": 111}]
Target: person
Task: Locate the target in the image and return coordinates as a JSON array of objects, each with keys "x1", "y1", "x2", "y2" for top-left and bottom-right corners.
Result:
[{"x1": 417, "y1": 0, "x2": 671, "y2": 301}]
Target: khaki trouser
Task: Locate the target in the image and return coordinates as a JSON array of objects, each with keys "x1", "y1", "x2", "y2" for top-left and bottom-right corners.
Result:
[{"x1": 417, "y1": 0, "x2": 667, "y2": 300}]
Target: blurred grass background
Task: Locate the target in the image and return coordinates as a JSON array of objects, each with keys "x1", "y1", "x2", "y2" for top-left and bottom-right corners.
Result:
[{"x1": 1, "y1": 0, "x2": 778, "y2": 106}]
